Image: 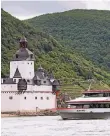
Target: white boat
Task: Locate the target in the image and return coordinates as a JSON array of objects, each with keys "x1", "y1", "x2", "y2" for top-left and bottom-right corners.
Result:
[{"x1": 57, "y1": 90, "x2": 110, "y2": 120}]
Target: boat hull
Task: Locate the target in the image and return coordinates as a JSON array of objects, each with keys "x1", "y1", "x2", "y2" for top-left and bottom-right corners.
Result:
[{"x1": 58, "y1": 109, "x2": 110, "y2": 120}]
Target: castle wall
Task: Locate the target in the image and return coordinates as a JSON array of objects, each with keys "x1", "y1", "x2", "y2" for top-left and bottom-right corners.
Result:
[
  {"x1": 1, "y1": 92, "x2": 56, "y2": 112},
  {"x1": 10, "y1": 61, "x2": 34, "y2": 79},
  {"x1": 1, "y1": 84, "x2": 56, "y2": 112}
]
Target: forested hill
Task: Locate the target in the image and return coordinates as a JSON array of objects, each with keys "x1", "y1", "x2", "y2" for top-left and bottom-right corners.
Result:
[
  {"x1": 1, "y1": 9, "x2": 110, "y2": 91},
  {"x1": 27, "y1": 9, "x2": 110, "y2": 70}
]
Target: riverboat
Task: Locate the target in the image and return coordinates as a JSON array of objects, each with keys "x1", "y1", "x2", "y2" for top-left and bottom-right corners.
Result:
[{"x1": 58, "y1": 90, "x2": 110, "y2": 120}]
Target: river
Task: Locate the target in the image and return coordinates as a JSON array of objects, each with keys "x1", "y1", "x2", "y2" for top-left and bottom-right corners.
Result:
[{"x1": 1, "y1": 116, "x2": 110, "y2": 136}]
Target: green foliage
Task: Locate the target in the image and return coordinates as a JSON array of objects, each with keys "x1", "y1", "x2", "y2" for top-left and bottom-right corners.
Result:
[
  {"x1": 1, "y1": 9, "x2": 110, "y2": 95},
  {"x1": 27, "y1": 9, "x2": 110, "y2": 70}
]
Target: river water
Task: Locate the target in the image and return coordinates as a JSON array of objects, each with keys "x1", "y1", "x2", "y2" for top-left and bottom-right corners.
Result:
[{"x1": 1, "y1": 116, "x2": 110, "y2": 136}]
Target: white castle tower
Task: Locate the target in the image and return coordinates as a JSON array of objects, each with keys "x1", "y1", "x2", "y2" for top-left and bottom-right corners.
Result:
[
  {"x1": 1, "y1": 36, "x2": 60, "y2": 112},
  {"x1": 10, "y1": 37, "x2": 34, "y2": 79}
]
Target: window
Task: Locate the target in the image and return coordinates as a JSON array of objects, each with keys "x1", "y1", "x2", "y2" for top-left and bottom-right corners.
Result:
[
  {"x1": 46, "y1": 97, "x2": 49, "y2": 100},
  {"x1": 41, "y1": 97, "x2": 43, "y2": 100},
  {"x1": 24, "y1": 97, "x2": 26, "y2": 100},
  {"x1": 35, "y1": 97, "x2": 37, "y2": 99},
  {"x1": 44, "y1": 81, "x2": 46, "y2": 83},
  {"x1": 31, "y1": 62, "x2": 32, "y2": 65},
  {"x1": 14, "y1": 79, "x2": 16, "y2": 83},
  {"x1": 9, "y1": 96, "x2": 13, "y2": 100},
  {"x1": 27, "y1": 80, "x2": 30, "y2": 82},
  {"x1": 16, "y1": 54, "x2": 18, "y2": 58},
  {"x1": 30, "y1": 54, "x2": 33, "y2": 59},
  {"x1": 28, "y1": 62, "x2": 29, "y2": 64},
  {"x1": 3, "y1": 79, "x2": 5, "y2": 83}
]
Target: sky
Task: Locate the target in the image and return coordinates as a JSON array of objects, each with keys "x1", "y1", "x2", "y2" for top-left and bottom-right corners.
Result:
[{"x1": 1, "y1": 0, "x2": 110, "y2": 20}]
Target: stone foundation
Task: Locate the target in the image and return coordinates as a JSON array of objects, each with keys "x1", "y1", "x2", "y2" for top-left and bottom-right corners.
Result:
[{"x1": 1, "y1": 109, "x2": 59, "y2": 117}]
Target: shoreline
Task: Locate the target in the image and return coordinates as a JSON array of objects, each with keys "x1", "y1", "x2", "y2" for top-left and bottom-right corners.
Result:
[{"x1": 1, "y1": 109, "x2": 59, "y2": 118}]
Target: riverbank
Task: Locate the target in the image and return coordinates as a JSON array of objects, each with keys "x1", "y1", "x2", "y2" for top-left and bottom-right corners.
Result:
[{"x1": 1, "y1": 109, "x2": 59, "y2": 118}]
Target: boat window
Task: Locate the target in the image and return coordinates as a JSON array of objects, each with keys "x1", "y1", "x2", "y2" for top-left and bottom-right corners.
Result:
[
  {"x1": 69, "y1": 104, "x2": 76, "y2": 108},
  {"x1": 103, "y1": 93, "x2": 108, "y2": 97},
  {"x1": 68, "y1": 105, "x2": 71, "y2": 108},
  {"x1": 98, "y1": 93, "x2": 103, "y2": 97},
  {"x1": 92, "y1": 104, "x2": 110, "y2": 108},
  {"x1": 83, "y1": 105, "x2": 89, "y2": 108},
  {"x1": 84, "y1": 93, "x2": 106, "y2": 97}
]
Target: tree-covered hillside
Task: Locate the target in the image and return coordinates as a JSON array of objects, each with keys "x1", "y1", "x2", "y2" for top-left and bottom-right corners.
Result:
[
  {"x1": 1, "y1": 9, "x2": 110, "y2": 94},
  {"x1": 27, "y1": 9, "x2": 110, "y2": 70}
]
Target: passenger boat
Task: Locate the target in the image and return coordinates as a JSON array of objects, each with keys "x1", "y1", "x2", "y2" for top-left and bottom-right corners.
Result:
[{"x1": 57, "y1": 90, "x2": 110, "y2": 120}]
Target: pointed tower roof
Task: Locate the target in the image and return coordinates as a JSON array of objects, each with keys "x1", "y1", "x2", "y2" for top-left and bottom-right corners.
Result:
[
  {"x1": 12, "y1": 36, "x2": 35, "y2": 61},
  {"x1": 13, "y1": 68, "x2": 22, "y2": 78},
  {"x1": 38, "y1": 65, "x2": 44, "y2": 72}
]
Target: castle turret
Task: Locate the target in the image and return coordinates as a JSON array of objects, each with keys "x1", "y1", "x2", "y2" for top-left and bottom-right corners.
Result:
[{"x1": 10, "y1": 37, "x2": 35, "y2": 79}]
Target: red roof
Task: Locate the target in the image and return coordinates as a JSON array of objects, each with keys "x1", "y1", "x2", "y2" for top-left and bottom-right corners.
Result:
[{"x1": 83, "y1": 90, "x2": 110, "y2": 94}]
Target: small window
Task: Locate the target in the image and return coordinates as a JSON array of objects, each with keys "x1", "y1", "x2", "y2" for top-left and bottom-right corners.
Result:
[
  {"x1": 31, "y1": 62, "x2": 32, "y2": 65},
  {"x1": 14, "y1": 79, "x2": 16, "y2": 83},
  {"x1": 28, "y1": 62, "x2": 29, "y2": 64},
  {"x1": 27, "y1": 80, "x2": 30, "y2": 82},
  {"x1": 41, "y1": 97, "x2": 43, "y2": 100},
  {"x1": 24, "y1": 97, "x2": 26, "y2": 100},
  {"x1": 46, "y1": 97, "x2": 49, "y2": 100},
  {"x1": 35, "y1": 97, "x2": 37, "y2": 99},
  {"x1": 30, "y1": 54, "x2": 33, "y2": 59},
  {"x1": 44, "y1": 81, "x2": 46, "y2": 83},
  {"x1": 9, "y1": 96, "x2": 13, "y2": 100},
  {"x1": 3, "y1": 79, "x2": 5, "y2": 83},
  {"x1": 16, "y1": 54, "x2": 18, "y2": 58}
]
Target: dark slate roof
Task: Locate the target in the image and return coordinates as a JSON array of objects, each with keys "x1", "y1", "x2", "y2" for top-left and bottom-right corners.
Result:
[
  {"x1": 34, "y1": 71, "x2": 44, "y2": 80},
  {"x1": 37, "y1": 65, "x2": 44, "y2": 72},
  {"x1": 13, "y1": 68, "x2": 22, "y2": 78},
  {"x1": 33, "y1": 66, "x2": 48, "y2": 80},
  {"x1": 52, "y1": 80, "x2": 60, "y2": 86},
  {"x1": 12, "y1": 48, "x2": 35, "y2": 61},
  {"x1": 2, "y1": 78, "x2": 15, "y2": 84}
]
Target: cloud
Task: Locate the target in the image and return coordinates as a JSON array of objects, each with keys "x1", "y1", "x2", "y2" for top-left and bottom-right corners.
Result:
[
  {"x1": 1, "y1": 0, "x2": 110, "y2": 20},
  {"x1": 86, "y1": 0, "x2": 110, "y2": 10}
]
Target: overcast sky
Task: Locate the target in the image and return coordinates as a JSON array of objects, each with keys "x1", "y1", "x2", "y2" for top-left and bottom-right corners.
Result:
[{"x1": 1, "y1": 0, "x2": 110, "y2": 20}]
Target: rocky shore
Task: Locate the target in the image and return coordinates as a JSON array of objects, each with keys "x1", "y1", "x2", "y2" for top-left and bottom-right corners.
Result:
[{"x1": 1, "y1": 109, "x2": 59, "y2": 118}]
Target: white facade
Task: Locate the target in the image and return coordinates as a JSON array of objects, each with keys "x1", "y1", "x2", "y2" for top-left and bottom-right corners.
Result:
[
  {"x1": 10, "y1": 61, "x2": 34, "y2": 79},
  {"x1": 1, "y1": 90, "x2": 56, "y2": 112}
]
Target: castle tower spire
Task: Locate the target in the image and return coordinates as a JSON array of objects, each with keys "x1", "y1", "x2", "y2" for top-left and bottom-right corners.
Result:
[{"x1": 19, "y1": 36, "x2": 27, "y2": 48}]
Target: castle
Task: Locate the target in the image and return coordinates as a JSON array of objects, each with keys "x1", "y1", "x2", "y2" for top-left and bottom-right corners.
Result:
[{"x1": 1, "y1": 37, "x2": 60, "y2": 112}]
